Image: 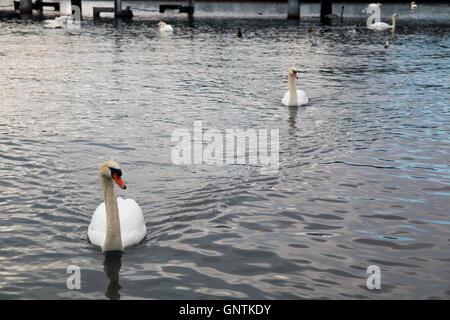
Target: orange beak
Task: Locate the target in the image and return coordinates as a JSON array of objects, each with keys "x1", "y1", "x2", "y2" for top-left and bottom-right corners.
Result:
[{"x1": 112, "y1": 172, "x2": 127, "y2": 189}]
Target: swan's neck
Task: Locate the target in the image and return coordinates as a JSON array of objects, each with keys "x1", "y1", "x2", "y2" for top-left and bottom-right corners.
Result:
[
  {"x1": 101, "y1": 177, "x2": 123, "y2": 252},
  {"x1": 288, "y1": 74, "x2": 298, "y2": 106},
  {"x1": 340, "y1": 7, "x2": 344, "y2": 18},
  {"x1": 392, "y1": 16, "x2": 397, "y2": 28}
]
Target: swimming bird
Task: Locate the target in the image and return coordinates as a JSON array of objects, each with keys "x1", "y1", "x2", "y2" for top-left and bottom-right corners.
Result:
[
  {"x1": 158, "y1": 21, "x2": 173, "y2": 33},
  {"x1": 88, "y1": 161, "x2": 146, "y2": 252},
  {"x1": 384, "y1": 39, "x2": 389, "y2": 49},
  {"x1": 368, "y1": 13, "x2": 399, "y2": 31},
  {"x1": 411, "y1": 2, "x2": 417, "y2": 10},
  {"x1": 237, "y1": 28, "x2": 242, "y2": 38},
  {"x1": 282, "y1": 67, "x2": 308, "y2": 107},
  {"x1": 307, "y1": 27, "x2": 313, "y2": 34},
  {"x1": 324, "y1": 6, "x2": 344, "y2": 19},
  {"x1": 311, "y1": 39, "x2": 320, "y2": 47},
  {"x1": 43, "y1": 16, "x2": 70, "y2": 29}
]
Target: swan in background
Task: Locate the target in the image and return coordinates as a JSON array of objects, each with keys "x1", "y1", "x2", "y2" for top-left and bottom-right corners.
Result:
[
  {"x1": 368, "y1": 13, "x2": 399, "y2": 31},
  {"x1": 88, "y1": 161, "x2": 146, "y2": 252},
  {"x1": 158, "y1": 21, "x2": 173, "y2": 33},
  {"x1": 43, "y1": 16, "x2": 70, "y2": 29},
  {"x1": 282, "y1": 67, "x2": 308, "y2": 107},
  {"x1": 324, "y1": 6, "x2": 344, "y2": 19},
  {"x1": 411, "y1": 2, "x2": 417, "y2": 10}
]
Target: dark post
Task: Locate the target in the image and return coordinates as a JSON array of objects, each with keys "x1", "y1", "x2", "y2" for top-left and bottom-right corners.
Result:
[
  {"x1": 71, "y1": 0, "x2": 82, "y2": 20},
  {"x1": 187, "y1": 0, "x2": 194, "y2": 26},
  {"x1": 19, "y1": 0, "x2": 32, "y2": 15},
  {"x1": 320, "y1": 0, "x2": 332, "y2": 18},
  {"x1": 114, "y1": 0, "x2": 121, "y2": 17},
  {"x1": 287, "y1": 0, "x2": 300, "y2": 20}
]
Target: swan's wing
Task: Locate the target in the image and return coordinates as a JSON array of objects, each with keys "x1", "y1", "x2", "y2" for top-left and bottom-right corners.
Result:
[
  {"x1": 56, "y1": 16, "x2": 70, "y2": 22},
  {"x1": 43, "y1": 21, "x2": 61, "y2": 28},
  {"x1": 282, "y1": 90, "x2": 290, "y2": 106},
  {"x1": 88, "y1": 202, "x2": 106, "y2": 247},
  {"x1": 297, "y1": 90, "x2": 309, "y2": 106},
  {"x1": 370, "y1": 22, "x2": 390, "y2": 31},
  {"x1": 117, "y1": 197, "x2": 147, "y2": 247}
]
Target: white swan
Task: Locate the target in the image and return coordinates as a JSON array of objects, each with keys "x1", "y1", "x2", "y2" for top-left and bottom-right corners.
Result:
[
  {"x1": 43, "y1": 16, "x2": 70, "y2": 29},
  {"x1": 282, "y1": 67, "x2": 308, "y2": 107},
  {"x1": 88, "y1": 161, "x2": 146, "y2": 252},
  {"x1": 411, "y1": 2, "x2": 417, "y2": 10},
  {"x1": 368, "y1": 13, "x2": 399, "y2": 31},
  {"x1": 158, "y1": 21, "x2": 173, "y2": 33}
]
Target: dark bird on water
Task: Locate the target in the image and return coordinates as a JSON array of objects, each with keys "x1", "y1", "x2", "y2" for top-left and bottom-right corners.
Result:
[{"x1": 237, "y1": 28, "x2": 242, "y2": 38}]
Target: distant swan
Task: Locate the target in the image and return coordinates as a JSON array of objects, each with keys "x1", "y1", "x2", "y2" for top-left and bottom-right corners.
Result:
[
  {"x1": 324, "y1": 6, "x2": 344, "y2": 19},
  {"x1": 43, "y1": 16, "x2": 70, "y2": 29},
  {"x1": 368, "y1": 13, "x2": 399, "y2": 31},
  {"x1": 282, "y1": 67, "x2": 308, "y2": 107},
  {"x1": 411, "y1": 2, "x2": 417, "y2": 10},
  {"x1": 158, "y1": 21, "x2": 173, "y2": 33},
  {"x1": 88, "y1": 161, "x2": 146, "y2": 252}
]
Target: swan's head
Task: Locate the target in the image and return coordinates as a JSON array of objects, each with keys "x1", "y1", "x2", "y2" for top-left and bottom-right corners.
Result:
[
  {"x1": 377, "y1": 2, "x2": 383, "y2": 7},
  {"x1": 288, "y1": 67, "x2": 299, "y2": 79},
  {"x1": 157, "y1": 22, "x2": 166, "y2": 29},
  {"x1": 393, "y1": 13, "x2": 399, "y2": 19},
  {"x1": 99, "y1": 161, "x2": 127, "y2": 189}
]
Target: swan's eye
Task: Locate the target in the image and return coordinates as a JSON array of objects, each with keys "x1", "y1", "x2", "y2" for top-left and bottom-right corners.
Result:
[{"x1": 109, "y1": 167, "x2": 122, "y2": 178}]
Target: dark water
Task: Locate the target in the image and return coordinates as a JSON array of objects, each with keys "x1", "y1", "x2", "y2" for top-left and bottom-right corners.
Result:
[{"x1": 0, "y1": 9, "x2": 449, "y2": 299}]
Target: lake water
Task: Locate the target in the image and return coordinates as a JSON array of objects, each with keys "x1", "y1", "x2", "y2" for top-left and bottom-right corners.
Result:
[{"x1": 0, "y1": 2, "x2": 449, "y2": 299}]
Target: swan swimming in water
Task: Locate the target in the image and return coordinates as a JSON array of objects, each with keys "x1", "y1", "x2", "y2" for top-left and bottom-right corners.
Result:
[
  {"x1": 88, "y1": 161, "x2": 146, "y2": 252},
  {"x1": 158, "y1": 21, "x2": 173, "y2": 33},
  {"x1": 43, "y1": 16, "x2": 70, "y2": 29},
  {"x1": 282, "y1": 67, "x2": 308, "y2": 107},
  {"x1": 368, "y1": 13, "x2": 399, "y2": 31}
]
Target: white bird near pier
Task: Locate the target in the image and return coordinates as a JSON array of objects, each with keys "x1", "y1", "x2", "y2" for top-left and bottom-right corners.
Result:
[
  {"x1": 158, "y1": 21, "x2": 173, "y2": 33},
  {"x1": 282, "y1": 67, "x2": 308, "y2": 107},
  {"x1": 368, "y1": 13, "x2": 399, "y2": 31},
  {"x1": 43, "y1": 16, "x2": 70, "y2": 29}
]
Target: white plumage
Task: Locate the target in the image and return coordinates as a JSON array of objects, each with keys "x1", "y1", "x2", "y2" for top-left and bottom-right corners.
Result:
[{"x1": 88, "y1": 197, "x2": 146, "y2": 249}]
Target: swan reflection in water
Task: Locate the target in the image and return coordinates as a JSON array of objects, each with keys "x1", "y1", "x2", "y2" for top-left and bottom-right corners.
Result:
[
  {"x1": 103, "y1": 251, "x2": 122, "y2": 300},
  {"x1": 287, "y1": 106, "x2": 299, "y2": 130}
]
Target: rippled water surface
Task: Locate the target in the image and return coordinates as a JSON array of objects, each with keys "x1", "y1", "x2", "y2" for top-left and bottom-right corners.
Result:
[{"x1": 0, "y1": 4, "x2": 449, "y2": 299}]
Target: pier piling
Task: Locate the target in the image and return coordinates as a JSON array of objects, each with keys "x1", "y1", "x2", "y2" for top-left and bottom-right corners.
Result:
[
  {"x1": 114, "y1": 0, "x2": 121, "y2": 17},
  {"x1": 320, "y1": 0, "x2": 332, "y2": 18},
  {"x1": 19, "y1": 0, "x2": 32, "y2": 15},
  {"x1": 287, "y1": 0, "x2": 300, "y2": 20}
]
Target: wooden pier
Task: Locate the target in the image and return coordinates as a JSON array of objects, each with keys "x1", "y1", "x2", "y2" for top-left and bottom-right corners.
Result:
[{"x1": 3, "y1": 1, "x2": 445, "y2": 21}]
